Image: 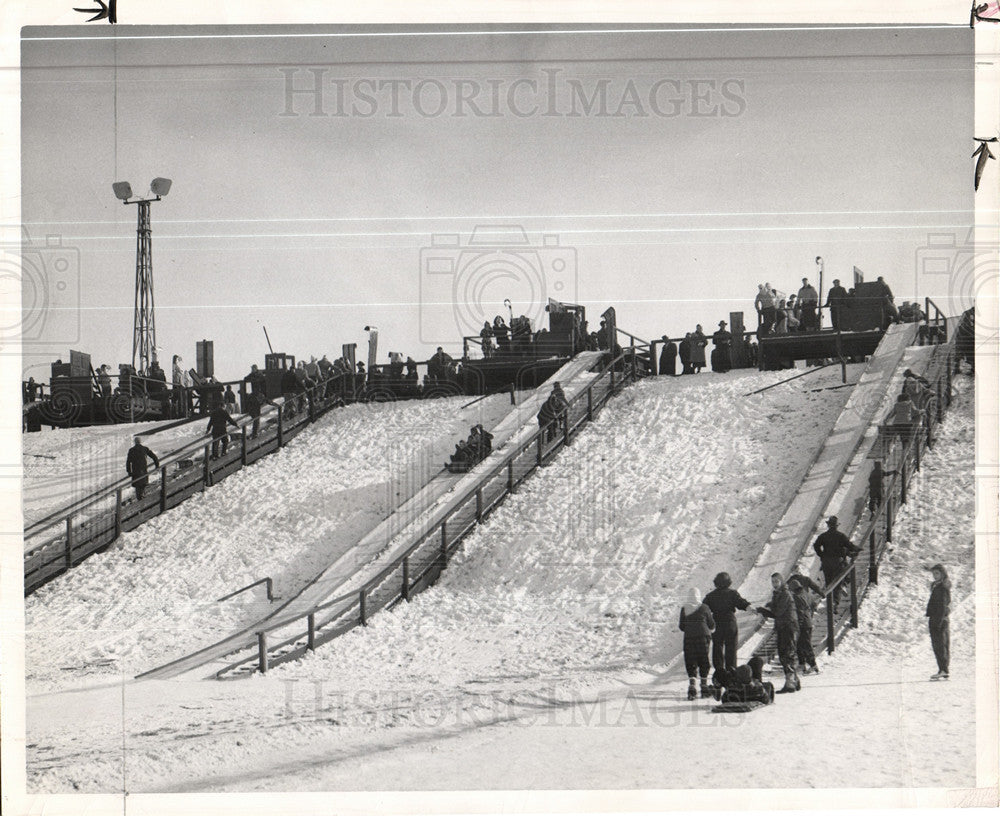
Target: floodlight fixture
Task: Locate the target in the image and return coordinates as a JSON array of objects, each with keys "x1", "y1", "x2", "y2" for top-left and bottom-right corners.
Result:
[
  {"x1": 112, "y1": 181, "x2": 134, "y2": 201},
  {"x1": 150, "y1": 177, "x2": 172, "y2": 197}
]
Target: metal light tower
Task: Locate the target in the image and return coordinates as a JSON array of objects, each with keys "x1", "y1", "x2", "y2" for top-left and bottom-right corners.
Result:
[{"x1": 113, "y1": 177, "x2": 172, "y2": 376}]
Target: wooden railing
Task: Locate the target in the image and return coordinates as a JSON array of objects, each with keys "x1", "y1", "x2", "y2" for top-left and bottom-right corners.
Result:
[
  {"x1": 215, "y1": 350, "x2": 642, "y2": 679},
  {"x1": 23, "y1": 378, "x2": 345, "y2": 595},
  {"x1": 751, "y1": 340, "x2": 955, "y2": 664}
]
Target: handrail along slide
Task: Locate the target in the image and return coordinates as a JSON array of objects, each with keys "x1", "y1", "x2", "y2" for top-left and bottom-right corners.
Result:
[
  {"x1": 215, "y1": 349, "x2": 642, "y2": 678},
  {"x1": 23, "y1": 376, "x2": 344, "y2": 595},
  {"x1": 751, "y1": 337, "x2": 956, "y2": 665}
]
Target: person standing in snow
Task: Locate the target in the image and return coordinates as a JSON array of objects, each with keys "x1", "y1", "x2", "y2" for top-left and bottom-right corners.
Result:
[
  {"x1": 679, "y1": 587, "x2": 716, "y2": 699},
  {"x1": 711, "y1": 321, "x2": 732, "y2": 373},
  {"x1": 787, "y1": 571, "x2": 823, "y2": 675},
  {"x1": 703, "y1": 571, "x2": 755, "y2": 675},
  {"x1": 812, "y1": 516, "x2": 860, "y2": 613},
  {"x1": 926, "y1": 563, "x2": 951, "y2": 680},
  {"x1": 690, "y1": 325, "x2": 708, "y2": 373},
  {"x1": 679, "y1": 334, "x2": 693, "y2": 375},
  {"x1": 126, "y1": 436, "x2": 160, "y2": 501},
  {"x1": 756, "y1": 573, "x2": 801, "y2": 694},
  {"x1": 659, "y1": 336, "x2": 677, "y2": 376}
]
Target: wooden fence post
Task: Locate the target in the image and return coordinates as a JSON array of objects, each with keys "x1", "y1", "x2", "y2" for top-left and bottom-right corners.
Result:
[
  {"x1": 277, "y1": 405, "x2": 284, "y2": 447},
  {"x1": 475, "y1": 488, "x2": 483, "y2": 522},
  {"x1": 204, "y1": 444, "x2": 212, "y2": 488},
  {"x1": 241, "y1": 426, "x2": 248, "y2": 466},
  {"x1": 899, "y1": 456, "x2": 908, "y2": 504},
  {"x1": 359, "y1": 590, "x2": 367, "y2": 625},
  {"x1": 826, "y1": 598, "x2": 835, "y2": 654},
  {"x1": 507, "y1": 461, "x2": 515, "y2": 494},
  {"x1": 886, "y1": 494, "x2": 894, "y2": 543},
  {"x1": 536, "y1": 433, "x2": 543, "y2": 466},
  {"x1": 402, "y1": 556, "x2": 410, "y2": 601},
  {"x1": 65, "y1": 517, "x2": 74, "y2": 569},
  {"x1": 587, "y1": 386, "x2": 593, "y2": 421},
  {"x1": 257, "y1": 632, "x2": 268, "y2": 674},
  {"x1": 441, "y1": 521, "x2": 448, "y2": 565},
  {"x1": 114, "y1": 488, "x2": 122, "y2": 538},
  {"x1": 868, "y1": 528, "x2": 878, "y2": 584},
  {"x1": 160, "y1": 466, "x2": 168, "y2": 511},
  {"x1": 307, "y1": 613, "x2": 316, "y2": 651},
  {"x1": 849, "y1": 568, "x2": 859, "y2": 628}
]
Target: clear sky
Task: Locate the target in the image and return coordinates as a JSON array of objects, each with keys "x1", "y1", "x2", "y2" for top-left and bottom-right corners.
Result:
[{"x1": 19, "y1": 24, "x2": 973, "y2": 381}]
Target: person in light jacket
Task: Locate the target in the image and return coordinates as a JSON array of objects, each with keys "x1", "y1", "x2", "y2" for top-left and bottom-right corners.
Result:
[
  {"x1": 679, "y1": 586, "x2": 716, "y2": 699},
  {"x1": 926, "y1": 563, "x2": 951, "y2": 680}
]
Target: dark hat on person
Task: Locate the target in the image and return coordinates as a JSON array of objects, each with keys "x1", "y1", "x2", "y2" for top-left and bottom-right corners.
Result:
[
  {"x1": 826, "y1": 515, "x2": 838, "y2": 526},
  {"x1": 719, "y1": 320, "x2": 727, "y2": 327}
]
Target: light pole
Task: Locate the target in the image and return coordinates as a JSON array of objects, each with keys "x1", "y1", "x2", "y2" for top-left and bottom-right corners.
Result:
[
  {"x1": 113, "y1": 177, "x2": 171, "y2": 376},
  {"x1": 364, "y1": 325, "x2": 378, "y2": 383},
  {"x1": 815, "y1": 256, "x2": 824, "y2": 330}
]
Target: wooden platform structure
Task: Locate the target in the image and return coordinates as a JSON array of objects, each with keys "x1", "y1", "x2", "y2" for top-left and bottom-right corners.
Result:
[{"x1": 758, "y1": 328, "x2": 885, "y2": 370}]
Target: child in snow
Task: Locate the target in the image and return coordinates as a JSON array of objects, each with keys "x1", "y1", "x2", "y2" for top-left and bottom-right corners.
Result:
[
  {"x1": 926, "y1": 563, "x2": 951, "y2": 680},
  {"x1": 787, "y1": 572, "x2": 823, "y2": 675},
  {"x1": 679, "y1": 587, "x2": 716, "y2": 699},
  {"x1": 716, "y1": 656, "x2": 775, "y2": 706}
]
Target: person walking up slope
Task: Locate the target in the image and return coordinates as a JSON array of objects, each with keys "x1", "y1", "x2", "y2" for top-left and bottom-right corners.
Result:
[
  {"x1": 927, "y1": 563, "x2": 951, "y2": 680},
  {"x1": 679, "y1": 587, "x2": 716, "y2": 700}
]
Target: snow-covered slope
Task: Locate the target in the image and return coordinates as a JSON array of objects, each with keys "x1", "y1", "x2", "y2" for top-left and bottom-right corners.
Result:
[{"x1": 20, "y1": 368, "x2": 982, "y2": 797}]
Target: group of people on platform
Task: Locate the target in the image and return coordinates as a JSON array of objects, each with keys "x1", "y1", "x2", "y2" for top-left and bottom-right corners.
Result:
[
  {"x1": 754, "y1": 274, "x2": 922, "y2": 337},
  {"x1": 478, "y1": 307, "x2": 592, "y2": 359},
  {"x1": 445, "y1": 424, "x2": 495, "y2": 474}
]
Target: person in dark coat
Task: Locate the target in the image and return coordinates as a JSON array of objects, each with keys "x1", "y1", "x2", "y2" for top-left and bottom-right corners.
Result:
[
  {"x1": 493, "y1": 316, "x2": 510, "y2": 354},
  {"x1": 207, "y1": 404, "x2": 239, "y2": 459},
  {"x1": 690, "y1": 326, "x2": 708, "y2": 373},
  {"x1": 537, "y1": 382, "x2": 568, "y2": 442},
  {"x1": 679, "y1": 587, "x2": 716, "y2": 699},
  {"x1": 756, "y1": 572, "x2": 801, "y2": 693},
  {"x1": 126, "y1": 436, "x2": 160, "y2": 500},
  {"x1": 679, "y1": 334, "x2": 692, "y2": 375},
  {"x1": 703, "y1": 571, "x2": 754, "y2": 674},
  {"x1": 926, "y1": 563, "x2": 951, "y2": 679},
  {"x1": 659, "y1": 336, "x2": 678, "y2": 376},
  {"x1": 787, "y1": 571, "x2": 822, "y2": 674},
  {"x1": 812, "y1": 515, "x2": 860, "y2": 613},
  {"x1": 711, "y1": 321, "x2": 733, "y2": 373},
  {"x1": 825, "y1": 279, "x2": 851, "y2": 331}
]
